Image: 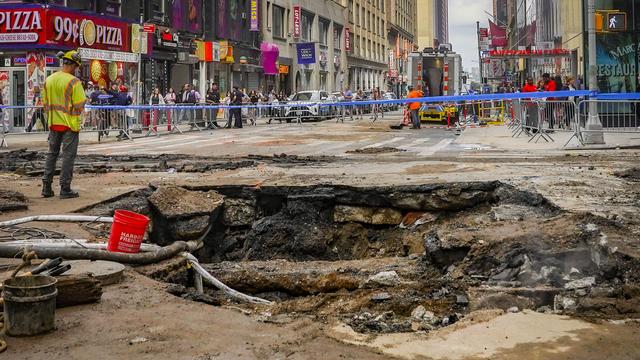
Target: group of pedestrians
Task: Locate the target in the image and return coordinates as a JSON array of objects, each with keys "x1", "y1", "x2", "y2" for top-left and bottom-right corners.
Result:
[
  {"x1": 144, "y1": 84, "x2": 288, "y2": 130},
  {"x1": 521, "y1": 73, "x2": 579, "y2": 130}
]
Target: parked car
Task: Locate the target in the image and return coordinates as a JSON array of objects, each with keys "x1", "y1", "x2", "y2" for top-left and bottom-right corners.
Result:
[
  {"x1": 383, "y1": 92, "x2": 399, "y2": 111},
  {"x1": 284, "y1": 91, "x2": 333, "y2": 121}
]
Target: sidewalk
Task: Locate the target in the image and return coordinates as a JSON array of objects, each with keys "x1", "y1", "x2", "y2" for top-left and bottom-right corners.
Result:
[{"x1": 456, "y1": 125, "x2": 640, "y2": 151}]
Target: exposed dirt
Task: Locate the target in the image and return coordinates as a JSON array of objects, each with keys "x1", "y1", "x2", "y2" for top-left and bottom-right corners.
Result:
[
  {"x1": 0, "y1": 189, "x2": 28, "y2": 213},
  {"x1": 79, "y1": 181, "x2": 640, "y2": 338},
  {"x1": 615, "y1": 167, "x2": 640, "y2": 182},
  {"x1": 2, "y1": 146, "x2": 640, "y2": 359},
  {"x1": 347, "y1": 147, "x2": 406, "y2": 154}
]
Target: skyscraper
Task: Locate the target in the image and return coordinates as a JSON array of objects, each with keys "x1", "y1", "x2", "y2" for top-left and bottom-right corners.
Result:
[{"x1": 416, "y1": 0, "x2": 449, "y2": 50}]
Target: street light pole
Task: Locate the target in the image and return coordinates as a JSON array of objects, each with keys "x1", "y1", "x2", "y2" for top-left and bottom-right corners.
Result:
[
  {"x1": 476, "y1": 21, "x2": 484, "y2": 89},
  {"x1": 584, "y1": 0, "x2": 605, "y2": 144}
]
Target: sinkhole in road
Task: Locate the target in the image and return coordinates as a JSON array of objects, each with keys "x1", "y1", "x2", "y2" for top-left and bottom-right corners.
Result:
[{"x1": 82, "y1": 181, "x2": 640, "y2": 334}]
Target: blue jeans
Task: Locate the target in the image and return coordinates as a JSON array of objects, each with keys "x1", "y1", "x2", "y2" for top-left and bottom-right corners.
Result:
[{"x1": 410, "y1": 109, "x2": 420, "y2": 128}]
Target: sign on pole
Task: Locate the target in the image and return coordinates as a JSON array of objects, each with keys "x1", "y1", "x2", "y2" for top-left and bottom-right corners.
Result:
[
  {"x1": 250, "y1": 0, "x2": 259, "y2": 32},
  {"x1": 293, "y1": 6, "x2": 301, "y2": 39}
]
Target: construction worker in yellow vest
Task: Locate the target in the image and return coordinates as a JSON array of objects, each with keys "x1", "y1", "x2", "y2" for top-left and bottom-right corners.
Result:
[{"x1": 42, "y1": 50, "x2": 86, "y2": 199}]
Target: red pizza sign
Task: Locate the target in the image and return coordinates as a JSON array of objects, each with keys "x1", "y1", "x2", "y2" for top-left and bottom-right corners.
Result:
[
  {"x1": 47, "y1": 8, "x2": 130, "y2": 52},
  {"x1": 0, "y1": 6, "x2": 131, "y2": 52},
  {"x1": 0, "y1": 8, "x2": 45, "y2": 44}
]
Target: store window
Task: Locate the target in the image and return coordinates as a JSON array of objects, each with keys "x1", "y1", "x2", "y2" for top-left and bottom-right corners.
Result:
[{"x1": 273, "y1": 5, "x2": 285, "y2": 39}]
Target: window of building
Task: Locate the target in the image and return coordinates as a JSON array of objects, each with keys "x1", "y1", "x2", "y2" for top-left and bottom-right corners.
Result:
[
  {"x1": 349, "y1": 0, "x2": 354, "y2": 23},
  {"x1": 334, "y1": 24, "x2": 343, "y2": 50},
  {"x1": 273, "y1": 5, "x2": 285, "y2": 39},
  {"x1": 301, "y1": 12, "x2": 314, "y2": 42},
  {"x1": 356, "y1": 5, "x2": 360, "y2": 25},
  {"x1": 319, "y1": 19, "x2": 329, "y2": 45}
]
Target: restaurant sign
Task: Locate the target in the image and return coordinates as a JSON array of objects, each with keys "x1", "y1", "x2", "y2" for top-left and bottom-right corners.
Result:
[{"x1": 0, "y1": 6, "x2": 131, "y2": 52}]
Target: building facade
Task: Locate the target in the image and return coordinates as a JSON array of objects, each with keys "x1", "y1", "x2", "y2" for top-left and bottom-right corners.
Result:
[
  {"x1": 385, "y1": 0, "x2": 417, "y2": 95},
  {"x1": 347, "y1": 0, "x2": 388, "y2": 91},
  {"x1": 0, "y1": 0, "x2": 140, "y2": 130},
  {"x1": 261, "y1": 0, "x2": 348, "y2": 95}
]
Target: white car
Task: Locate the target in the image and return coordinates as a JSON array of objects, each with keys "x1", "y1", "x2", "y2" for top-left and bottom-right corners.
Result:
[{"x1": 284, "y1": 91, "x2": 333, "y2": 121}]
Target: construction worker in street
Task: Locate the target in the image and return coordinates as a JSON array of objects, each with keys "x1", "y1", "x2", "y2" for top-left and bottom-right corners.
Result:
[
  {"x1": 42, "y1": 50, "x2": 86, "y2": 199},
  {"x1": 407, "y1": 84, "x2": 424, "y2": 129}
]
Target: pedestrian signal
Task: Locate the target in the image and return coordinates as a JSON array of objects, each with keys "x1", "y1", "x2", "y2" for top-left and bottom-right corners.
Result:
[{"x1": 607, "y1": 13, "x2": 626, "y2": 31}]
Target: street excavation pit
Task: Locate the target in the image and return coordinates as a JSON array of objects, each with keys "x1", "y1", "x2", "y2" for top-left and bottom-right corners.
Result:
[{"x1": 80, "y1": 181, "x2": 640, "y2": 335}]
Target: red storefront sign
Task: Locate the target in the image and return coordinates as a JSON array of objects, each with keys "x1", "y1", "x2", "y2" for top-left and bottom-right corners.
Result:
[
  {"x1": 345, "y1": 28, "x2": 351, "y2": 52},
  {"x1": 0, "y1": 8, "x2": 45, "y2": 44},
  {"x1": 293, "y1": 6, "x2": 301, "y2": 39},
  {"x1": 489, "y1": 49, "x2": 571, "y2": 57},
  {"x1": 0, "y1": 6, "x2": 131, "y2": 52}
]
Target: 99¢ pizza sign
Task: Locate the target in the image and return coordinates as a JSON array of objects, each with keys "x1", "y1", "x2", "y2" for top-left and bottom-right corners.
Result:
[
  {"x1": 0, "y1": 7, "x2": 130, "y2": 52},
  {"x1": 48, "y1": 9, "x2": 130, "y2": 51}
]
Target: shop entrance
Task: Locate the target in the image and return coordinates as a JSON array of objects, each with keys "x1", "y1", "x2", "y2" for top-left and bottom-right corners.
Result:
[{"x1": 0, "y1": 68, "x2": 26, "y2": 130}]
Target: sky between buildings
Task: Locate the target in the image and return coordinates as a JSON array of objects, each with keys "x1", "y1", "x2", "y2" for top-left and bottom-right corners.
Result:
[{"x1": 449, "y1": 0, "x2": 493, "y2": 72}]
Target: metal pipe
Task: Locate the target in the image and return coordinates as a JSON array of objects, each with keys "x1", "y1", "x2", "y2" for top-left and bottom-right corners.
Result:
[
  {"x1": 0, "y1": 241, "x2": 202, "y2": 265},
  {"x1": 0, "y1": 215, "x2": 113, "y2": 227}
]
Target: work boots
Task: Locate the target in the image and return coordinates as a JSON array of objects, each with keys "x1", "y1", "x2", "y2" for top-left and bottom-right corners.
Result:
[
  {"x1": 59, "y1": 185, "x2": 79, "y2": 199},
  {"x1": 41, "y1": 181, "x2": 54, "y2": 198}
]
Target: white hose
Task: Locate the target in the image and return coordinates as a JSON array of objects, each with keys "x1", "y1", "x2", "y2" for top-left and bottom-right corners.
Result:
[
  {"x1": 0, "y1": 239, "x2": 162, "y2": 252},
  {"x1": 0, "y1": 215, "x2": 114, "y2": 227},
  {"x1": 182, "y1": 253, "x2": 272, "y2": 305}
]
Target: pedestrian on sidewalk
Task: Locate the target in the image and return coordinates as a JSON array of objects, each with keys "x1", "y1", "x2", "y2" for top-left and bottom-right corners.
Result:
[
  {"x1": 206, "y1": 83, "x2": 222, "y2": 129},
  {"x1": 228, "y1": 86, "x2": 244, "y2": 128},
  {"x1": 42, "y1": 50, "x2": 86, "y2": 199},
  {"x1": 148, "y1": 87, "x2": 165, "y2": 134},
  {"x1": 26, "y1": 85, "x2": 46, "y2": 132},
  {"x1": 371, "y1": 87, "x2": 384, "y2": 122},
  {"x1": 407, "y1": 85, "x2": 423, "y2": 129}
]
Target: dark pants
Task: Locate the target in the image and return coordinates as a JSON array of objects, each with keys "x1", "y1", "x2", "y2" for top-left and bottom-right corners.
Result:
[
  {"x1": 43, "y1": 130, "x2": 79, "y2": 187},
  {"x1": 229, "y1": 108, "x2": 242, "y2": 128},
  {"x1": 209, "y1": 105, "x2": 220, "y2": 127},
  {"x1": 410, "y1": 109, "x2": 420, "y2": 129},
  {"x1": 27, "y1": 109, "x2": 47, "y2": 132}
]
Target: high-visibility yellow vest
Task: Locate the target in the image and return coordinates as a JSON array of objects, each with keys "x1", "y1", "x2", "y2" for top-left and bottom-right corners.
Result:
[{"x1": 43, "y1": 71, "x2": 86, "y2": 132}]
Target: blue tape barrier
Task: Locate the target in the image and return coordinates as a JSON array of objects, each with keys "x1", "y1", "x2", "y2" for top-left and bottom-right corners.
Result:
[{"x1": 0, "y1": 90, "x2": 617, "y2": 112}]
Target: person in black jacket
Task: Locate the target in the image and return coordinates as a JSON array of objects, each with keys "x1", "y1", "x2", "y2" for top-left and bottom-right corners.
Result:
[
  {"x1": 206, "y1": 83, "x2": 221, "y2": 129},
  {"x1": 228, "y1": 86, "x2": 244, "y2": 129},
  {"x1": 115, "y1": 85, "x2": 132, "y2": 140},
  {"x1": 177, "y1": 84, "x2": 197, "y2": 125}
]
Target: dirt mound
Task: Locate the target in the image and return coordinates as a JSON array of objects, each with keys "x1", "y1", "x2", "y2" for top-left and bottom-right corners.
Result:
[
  {"x1": 615, "y1": 168, "x2": 640, "y2": 182},
  {"x1": 346, "y1": 147, "x2": 406, "y2": 154},
  {"x1": 0, "y1": 189, "x2": 28, "y2": 213}
]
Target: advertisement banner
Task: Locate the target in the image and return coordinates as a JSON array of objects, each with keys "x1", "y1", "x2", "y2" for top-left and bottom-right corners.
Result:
[
  {"x1": 296, "y1": 42, "x2": 315, "y2": 65},
  {"x1": 489, "y1": 20, "x2": 507, "y2": 48},
  {"x1": 250, "y1": 0, "x2": 259, "y2": 32},
  {"x1": 293, "y1": 6, "x2": 301, "y2": 39},
  {"x1": 596, "y1": 33, "x2": 637, "y2": 93},
  {"x1": 345, "y1": 28, "x2": 351, "y2": 52},
  {"x1": 170, "y1": 0, "x2": 202, "y2": 34},
  {"x1": 26, "y1": 52, "x2": 46, "y2": 129}
]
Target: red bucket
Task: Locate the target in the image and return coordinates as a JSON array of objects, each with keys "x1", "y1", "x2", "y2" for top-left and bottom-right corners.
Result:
[{"x1": 107, "y1": 210, "x2": 150, "y2": 253}]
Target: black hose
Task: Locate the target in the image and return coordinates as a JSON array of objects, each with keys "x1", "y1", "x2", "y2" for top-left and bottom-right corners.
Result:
[{"x1": 0, "y1": 241, "x2": 198, "y2": 265}]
